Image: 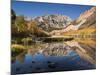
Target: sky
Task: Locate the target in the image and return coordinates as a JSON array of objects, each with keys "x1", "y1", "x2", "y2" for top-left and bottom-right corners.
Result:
[{"x1": 12, "y1": 1, "x2": 93, "y2": 20}]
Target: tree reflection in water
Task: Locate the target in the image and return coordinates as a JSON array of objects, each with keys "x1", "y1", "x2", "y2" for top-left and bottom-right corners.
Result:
[{"x1": 11, "y1": 38, "x2": 96, "y2": 74}]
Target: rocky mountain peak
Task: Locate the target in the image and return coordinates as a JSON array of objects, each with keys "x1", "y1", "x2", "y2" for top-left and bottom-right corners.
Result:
[
  {"x1": 77, "y1": 6, "x2": 96, "y2": 29},
  {"x1": 76, "y1": 7, "x2": 96, "y2": 23},
  {"x1": 34, "y1": 14, "x2": 72, "y2": 32}
]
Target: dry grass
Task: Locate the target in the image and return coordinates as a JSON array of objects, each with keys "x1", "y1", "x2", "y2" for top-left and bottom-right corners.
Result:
[{"x1": 62, "y1": 28, "x2": 96, "y2": 36}]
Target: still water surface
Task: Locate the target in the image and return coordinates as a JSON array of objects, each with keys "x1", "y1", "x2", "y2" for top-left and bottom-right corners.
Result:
[{"x1": 11, "y1": 40, "x2": 96, "y2": 74}]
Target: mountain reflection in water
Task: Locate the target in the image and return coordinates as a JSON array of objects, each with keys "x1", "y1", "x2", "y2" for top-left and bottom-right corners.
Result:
[{"x1": 11, "y1": 39, "x2": 96, "y2": 75}]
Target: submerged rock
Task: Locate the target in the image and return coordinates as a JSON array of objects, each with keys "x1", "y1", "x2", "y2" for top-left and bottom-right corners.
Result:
[{"x1": 48, "y1": 62, "x2": 57, "y2": 69}]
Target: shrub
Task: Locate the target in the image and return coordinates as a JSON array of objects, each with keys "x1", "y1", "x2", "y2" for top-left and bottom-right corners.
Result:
[{"x1": 11, "y1": 44, "x2": 26, "y2": 57}]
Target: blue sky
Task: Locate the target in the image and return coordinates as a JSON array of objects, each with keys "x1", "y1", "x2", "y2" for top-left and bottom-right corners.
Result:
[{"x1": 12, "y1": 1, "x2": 93, "y2": 20}]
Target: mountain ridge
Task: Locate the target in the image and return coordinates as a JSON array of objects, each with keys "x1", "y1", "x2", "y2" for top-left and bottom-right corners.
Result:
[{"x1": 25, "y1": 6, "x2": 96, "y2": 37}]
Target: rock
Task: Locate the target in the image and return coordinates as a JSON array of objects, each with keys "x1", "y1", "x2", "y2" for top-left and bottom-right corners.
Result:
[
  {"x1": 49, "y1": 7, "x2": 96, "y2": 35},
  {"x1": 34, "y1": 14, "x2": 72, "y2": 32},
  {"x1": 27, "y1": 7, "x2": 96, "y2": 36},
  {"x1": 32, "y1": 61, "x2": 35, "y2": 63},
  {"x1": 16, "y1": 68, "x2": 21, "y2": 71},
  {"x1": 48, "y1": 62, "x2": 57, "y2": 69},
  {"x1": 76, "y1": 7, "x2": 96, "y2": 29}
]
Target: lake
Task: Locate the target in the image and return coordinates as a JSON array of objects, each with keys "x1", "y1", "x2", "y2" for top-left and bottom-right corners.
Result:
[{"x1": 11, "y1": 40, "x2": 96, "y2": 75}]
